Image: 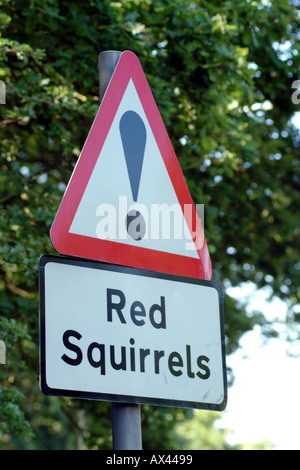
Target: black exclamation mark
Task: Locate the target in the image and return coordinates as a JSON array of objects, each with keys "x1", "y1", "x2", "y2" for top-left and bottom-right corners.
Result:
[{"x1": 120, "y1": 111, "x2": 147, "y2": 240}]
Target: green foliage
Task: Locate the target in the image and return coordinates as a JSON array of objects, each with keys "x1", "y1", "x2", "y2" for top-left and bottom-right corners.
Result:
[
  {"x1": 0, "y1": 0, "x2": 299, "y2": 450},
  {"x1": 0, "y1": 386, "x2": 32, "y2": 439}
]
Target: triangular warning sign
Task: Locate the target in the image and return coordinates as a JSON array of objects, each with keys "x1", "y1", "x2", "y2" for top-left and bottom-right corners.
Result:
[{"x1": 50, "y1": 51, "x2": 212, "y2": 280}]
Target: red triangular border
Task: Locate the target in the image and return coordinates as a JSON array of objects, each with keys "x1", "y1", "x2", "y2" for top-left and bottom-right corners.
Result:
[{"x1": 50, "y1": 51, "x2": 212, "y2": 280}]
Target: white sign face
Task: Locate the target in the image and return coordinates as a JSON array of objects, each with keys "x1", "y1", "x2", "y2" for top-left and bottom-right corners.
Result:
[
  {"x1": 39, "y1": 256, "x2": 227, "y2": 410},
  {"x1": 69, "y1": 79, "x2": 198, "y2": 259}
]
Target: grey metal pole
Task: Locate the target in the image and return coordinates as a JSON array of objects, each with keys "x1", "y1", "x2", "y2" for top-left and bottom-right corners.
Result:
[
  {"x1": 111, "y1": 402, "x2": 142, "y2": 450},
  {"x1": 98, "y1": 50, "x2": 122, "y2": 101},
  {"x1": 98, "y1": 50, "x2": 142, "y2": 450}
]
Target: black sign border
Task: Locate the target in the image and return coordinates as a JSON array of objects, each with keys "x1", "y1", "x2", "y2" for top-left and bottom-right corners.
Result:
[{"x1": 39, "y1": 254, "x2": 227, "y2": 411}]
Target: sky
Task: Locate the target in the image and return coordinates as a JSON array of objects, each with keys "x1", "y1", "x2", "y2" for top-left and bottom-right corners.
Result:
[
  {"x1": 217, "y1": 283, "x2": 300, "y2": 450},
  {"x1": 214, "y1": 111, "x2": 300, "y2": 450}
]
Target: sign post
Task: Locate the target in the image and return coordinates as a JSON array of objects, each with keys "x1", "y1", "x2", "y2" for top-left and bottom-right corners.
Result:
[
  {"x1": 99, "y1": 50, "x2": 142, "y2": 450},
  {"x1": 112, "y1": 403, "x2": 142, "y2": 450},
  {"x1": 40, "y1": 50, "x2": 227, "y2": 451}
]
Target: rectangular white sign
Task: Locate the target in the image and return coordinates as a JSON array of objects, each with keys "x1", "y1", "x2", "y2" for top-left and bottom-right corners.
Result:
[{"x1": 39, "y1": 255, "x2": 227, "y2": 410}]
